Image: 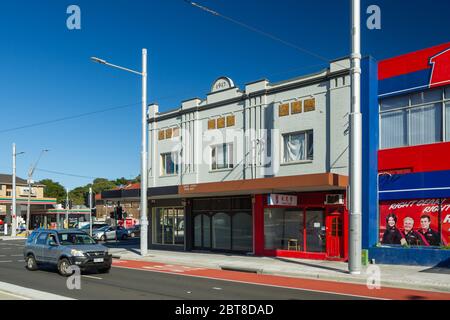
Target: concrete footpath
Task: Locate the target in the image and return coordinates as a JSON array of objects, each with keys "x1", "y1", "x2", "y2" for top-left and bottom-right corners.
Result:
[
  {"x1": 0, "y1": 281, "x2": 73, "y2": 300},
  {"x1": 108, "y1": 245, "x2": 450, "y2": 294}
]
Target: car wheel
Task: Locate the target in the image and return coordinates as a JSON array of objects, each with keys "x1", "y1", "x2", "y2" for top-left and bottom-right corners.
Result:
[
  {"x1": 98, "y1": 266, "x2": 111, "y2": 274},
  {"x1": 25, "y1": 254, "x2": 38, "y2": 271},
  {"x1": 100, "y1": 235, "x2": 106, "y2": 242},
  {"x1": 57, "y1": 258, "x2": 73, "y2": 277}
]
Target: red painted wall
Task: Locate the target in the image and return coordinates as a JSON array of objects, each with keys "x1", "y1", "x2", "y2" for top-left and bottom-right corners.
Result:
[{"x1": 378, "y1": 142, "x2": 450, "y2": 174}]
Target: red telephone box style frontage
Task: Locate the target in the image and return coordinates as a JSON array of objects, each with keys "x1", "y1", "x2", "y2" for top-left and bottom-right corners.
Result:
[{"x1": 253, "y1": 192, "x2": 349, "y2": 261}]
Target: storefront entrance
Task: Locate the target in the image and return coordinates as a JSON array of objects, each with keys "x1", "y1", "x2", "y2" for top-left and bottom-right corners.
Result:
[
  {"x1": 258, "y1": 192, "x2": 347, "y2": 260},
  {"x1": 152, "y1": 207, "x2": 185, "y2": 246},
  {"x1": 192, "y1": 196, "x2": 253, "y2": 253}
]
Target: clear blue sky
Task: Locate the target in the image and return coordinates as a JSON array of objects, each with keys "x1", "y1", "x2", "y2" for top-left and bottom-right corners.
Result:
[{"x1": 0, "y1": 0, "x2": 448, "y2": 190}]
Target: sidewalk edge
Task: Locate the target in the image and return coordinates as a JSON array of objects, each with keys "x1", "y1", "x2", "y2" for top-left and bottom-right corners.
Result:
[{"x1": 0, "y1": 281, "x2": 75, "y2": 300}]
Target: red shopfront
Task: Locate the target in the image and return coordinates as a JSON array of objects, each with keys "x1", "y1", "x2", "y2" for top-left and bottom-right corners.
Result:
[{"x1": 253, "y1": 192, "x2": 349, "y2": 261}]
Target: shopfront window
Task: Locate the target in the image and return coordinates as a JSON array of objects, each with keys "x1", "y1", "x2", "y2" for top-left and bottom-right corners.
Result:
[
  {"x1": 264, "y1": 208, "x2": 325, "y2": 252},
  {"x1": 153, "y1": 207, "x2": 184, "y2": 246},
  {"x1": 192, "y1": 197, "x2": 252, "y2": 252}
]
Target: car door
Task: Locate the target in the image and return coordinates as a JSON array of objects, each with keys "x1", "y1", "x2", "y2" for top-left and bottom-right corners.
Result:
[
  {"x1": 34, "y1": 232, "x2": 48, "y2": 263},
  {"x1": 106, "y1": 227, "x2": 115, "y2": 240},
  {"x1": 45, "y1": 233, "x2": 60, "y2": 265}
]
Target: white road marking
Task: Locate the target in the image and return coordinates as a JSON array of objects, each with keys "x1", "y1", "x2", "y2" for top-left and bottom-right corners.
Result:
[
  {"x1": 16, "y1": 260, "x2": 24, "y2": 262},
  {"x1": 10, "y1": 255, "x2": 22, "y2": 257},
  {"x1": 0, "y1": 261, "x2": 13, "y2": 263},
  {"x1": 82, "y1": 275, "x2": 103, "y2": 280},
  {"x1": 212, "y1": 287, "x2": 222, "y2": 290}
]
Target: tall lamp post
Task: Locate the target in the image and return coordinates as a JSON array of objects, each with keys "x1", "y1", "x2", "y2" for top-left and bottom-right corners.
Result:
[
  {"x1": 26, "y1": 149, "x2": 49, "y2": 233},
  {"x1": 349, "y1": 0, "x2": 363, "y2": 274},
  {"x1": 11, "y1": 144, "x2": 25, "y2": 237},
  {"x1": 91, "y1": 49, "x2": 149, "y2": 256}
]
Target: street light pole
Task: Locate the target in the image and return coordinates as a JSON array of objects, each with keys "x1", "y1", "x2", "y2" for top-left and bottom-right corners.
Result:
[
  {"x1": 26, "y1": 149, "x2": 49, "y2": 233},
  {"x1": 89, "y1": 187, "x2": 93, "y2": 237},
  {"x1": 349, "y1": 0, "x2": 362, "y2": 274},
  {"x1": 65, "y1": 188, "x2": 69, "y2": 229},
  {"x1": 91, "y1": 49, "x2": 149, "y2": 256},
  {"x1": 140, "y1": 49, "x2": 149, "y2": 256},
  {"x1": 11, "y1": 144, "x2": 24, "y2": 237}
]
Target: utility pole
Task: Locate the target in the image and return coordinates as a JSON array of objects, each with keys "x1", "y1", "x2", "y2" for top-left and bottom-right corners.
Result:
[
  {"x1": 65, "y1": 188, "x2": 69, "y2": 229},
  {"x1": 11, "y1": 144, "x2": 24, "y2": 237},
  {"x1": 26, "y1": 149, "x2": 49, "y2": 233},
  {"x1": 349, "y1": 0, "x2": 362, "y2": 274},
  {"x1": 89, "y1": 187, "x2": 93, "y2": 236},
  {"x1": 90, "y1": 48, "x2": 148, "y2": 256}
]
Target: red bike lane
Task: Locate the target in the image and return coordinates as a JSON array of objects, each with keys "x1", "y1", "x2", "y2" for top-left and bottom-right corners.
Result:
[{"x1": 111, "y1": 259, "x2": 450, "y2": 300}]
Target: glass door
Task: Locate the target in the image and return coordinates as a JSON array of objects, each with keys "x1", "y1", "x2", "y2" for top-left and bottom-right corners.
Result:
[
  {"x1": 305, "y1": 209, "x2": 326, "y2": 252},
  {"x1": 153, "y1": 207, "x2": 185, "y2": 246}
]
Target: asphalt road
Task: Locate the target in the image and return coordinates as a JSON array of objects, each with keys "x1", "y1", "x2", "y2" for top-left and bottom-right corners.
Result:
[{"x1": 0, "y1": 240, "x2": 368, "y2": 300}]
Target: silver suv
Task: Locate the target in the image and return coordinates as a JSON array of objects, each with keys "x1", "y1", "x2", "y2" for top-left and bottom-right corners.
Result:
[{"x1": 23, "y1": 229, "x2": 112, "y2": 276}]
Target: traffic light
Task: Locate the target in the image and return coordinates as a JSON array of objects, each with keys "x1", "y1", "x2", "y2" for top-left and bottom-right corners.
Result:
[
  {"x1": 84, "y1": 192, "x2": 96, "y2": 208},
  {"x1": 117, "y1": 206, "x2": 123, "y2": 220}
]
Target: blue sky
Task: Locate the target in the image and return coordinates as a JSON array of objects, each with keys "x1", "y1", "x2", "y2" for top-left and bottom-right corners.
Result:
[{"x1": 0, "y1": 0, "x2": 449, "y2": 190}]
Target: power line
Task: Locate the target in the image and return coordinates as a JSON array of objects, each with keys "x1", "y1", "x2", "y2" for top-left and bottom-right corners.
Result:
[
  {"x1": 35, "y1": 168, "x2": 97, "y2": 180},
  {"x1": 183, "y1": 0, "x2": 340, "y2": 66},
  {"x1": 0, "y1": 102, "x2": 140, "y2": 134}
]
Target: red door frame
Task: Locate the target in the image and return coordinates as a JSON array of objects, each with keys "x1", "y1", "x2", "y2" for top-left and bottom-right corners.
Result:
[{"x1": 253, "y1": 192, "x2": 348, "y2": 261}]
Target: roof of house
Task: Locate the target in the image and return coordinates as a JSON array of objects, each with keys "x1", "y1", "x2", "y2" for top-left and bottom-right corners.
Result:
[
  {"x1": 0, "y1": 174, "x2": 44, "y2": 186},
  {"x1": 114, "y1": 183, "x2": 140, "y2": 191}
]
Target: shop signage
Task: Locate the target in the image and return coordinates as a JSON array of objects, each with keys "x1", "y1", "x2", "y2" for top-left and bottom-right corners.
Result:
[
  {"x1": 267, "y1": 194, "x2": 297, "y2": 207},
  {"x1": 379, "y1": 198, "x2": 449, "y2": 248}
]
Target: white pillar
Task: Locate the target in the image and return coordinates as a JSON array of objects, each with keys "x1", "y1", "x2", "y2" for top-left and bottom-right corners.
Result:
[{"x1": 349, "y1": 0, "x2": 363, "y2": 274}]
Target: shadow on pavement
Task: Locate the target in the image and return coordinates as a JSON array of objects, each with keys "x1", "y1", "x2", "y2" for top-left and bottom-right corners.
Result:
[{"x1": 273, "y1": 257, "x2": 349, "y2": 274}]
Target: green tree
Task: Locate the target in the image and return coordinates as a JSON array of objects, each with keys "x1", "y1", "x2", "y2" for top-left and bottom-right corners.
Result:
[
  {"x1": 91, "y1": 178, "x2": 116, "y2": 194},
  {"x1": 69, "y1": 186, "x2": 89, "y2": 206},
  {"x1": 39, "y1": 179, "x2": 66, "y2": 204}
]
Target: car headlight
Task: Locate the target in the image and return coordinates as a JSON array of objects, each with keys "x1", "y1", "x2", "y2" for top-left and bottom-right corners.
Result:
[{"x1": 71, "y1": 249, "x2": 85, "y2": 257}]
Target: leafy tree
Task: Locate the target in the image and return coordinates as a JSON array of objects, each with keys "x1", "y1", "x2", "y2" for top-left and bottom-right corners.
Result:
[
  {"x1": 39, "y1": 179, "x2": 66, "y2": 204},
  {"x1": 91, "y1": 178, "x2": 116, "y2": 194}
]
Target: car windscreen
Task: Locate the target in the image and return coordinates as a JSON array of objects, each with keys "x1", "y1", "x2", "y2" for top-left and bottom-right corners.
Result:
[{"x1": 58, "y1": 233, "x2": 96, "y2": 245}]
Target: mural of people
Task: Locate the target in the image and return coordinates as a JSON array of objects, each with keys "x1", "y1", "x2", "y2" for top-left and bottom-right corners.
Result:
[
  {"x1": 381, "y1": 213, "x2": 402, "y2": 245},
  {"x1": 417, "y1": 215, "x2": 441, "y2": 246}
]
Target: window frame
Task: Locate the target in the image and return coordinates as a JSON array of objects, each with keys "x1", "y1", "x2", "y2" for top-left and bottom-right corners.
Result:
[
  {"x1": 281, "y1": 130, "x2": 314, "y2": 164},
  {"x1": 210, "y1": 143, "x2": 234, "y2": 171},
  {"x1": 160, "y1": 152, "x2": 179, "y2": 176},
  {"x1": 379, "y1": 86, "x2": 450, "y2": 149}
]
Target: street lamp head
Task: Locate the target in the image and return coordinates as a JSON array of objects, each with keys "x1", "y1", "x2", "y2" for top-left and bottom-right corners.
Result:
[{"x1": 91, "y1": 57, "x2": 107, "y2": 64}]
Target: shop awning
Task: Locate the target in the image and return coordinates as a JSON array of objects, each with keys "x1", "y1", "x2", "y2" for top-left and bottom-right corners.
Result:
[
  {"x1": 0, "y1": 197, "x2": 57, "y2": 205},
  {"x1": 179, "y1": 173, "x2": 347, "y2": 198},
  {"x1": 379, "y1": 170, "x2": 450, "y2": 200}
]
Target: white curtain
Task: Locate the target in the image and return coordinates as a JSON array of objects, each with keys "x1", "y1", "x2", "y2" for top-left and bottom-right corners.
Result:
[
  {"x1": 410, "y1": 103, "x2": 441, "y2": 146},
  {"x1": 381, "y1": 111, "x2": 407, "y2": 149},
  {"x1": 284, "y1": 133, "x2": 305, "y2": 162}
]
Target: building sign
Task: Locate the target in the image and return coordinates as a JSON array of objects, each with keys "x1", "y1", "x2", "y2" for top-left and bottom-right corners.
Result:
[
  {"x1": 267, "y1": 194, "x2": 297, "y2": 207},
  {"x1": 18, "y1": 187, "x2": 36, "y2": 197},
  {"x1": 211, "y1": 77, "x2": 234, "y2": 93},
  {"x1": 379, "y1": 42, "x2": 450, "y2": 96},
  {"x1": 379, "y1": 199, "x2": 450, "y2": 248}
]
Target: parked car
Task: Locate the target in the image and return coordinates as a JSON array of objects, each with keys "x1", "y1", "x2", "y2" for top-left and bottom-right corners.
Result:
[
  {"x1": 23, "y1": 229, "x2": 112, "y2": 276},
  {"x1": 127, "y1": 225, "x2": 140, "y2": 238},
  {"x1": 80, "y1": 223, "x2": 108, "y2": 232},
  {"x1": 92, "y1": 225, "x2": 131, "y2": 241}
]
